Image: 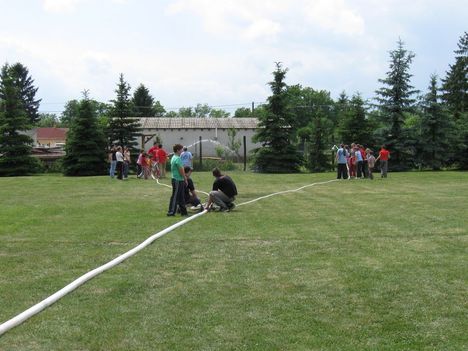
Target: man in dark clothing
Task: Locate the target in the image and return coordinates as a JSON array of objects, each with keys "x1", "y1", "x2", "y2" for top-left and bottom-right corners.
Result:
[
  {"x1": 206, "y1": 167, "x2": 238, "y2": 212},
  {"x1": 184, "y1": 166, "x2": 203, "y2": 212}
]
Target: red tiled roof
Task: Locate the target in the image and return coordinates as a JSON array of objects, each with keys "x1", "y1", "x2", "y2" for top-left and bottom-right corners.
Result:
[{"x1": 36, "y1": 128, "x2": 68, "y2": 139}]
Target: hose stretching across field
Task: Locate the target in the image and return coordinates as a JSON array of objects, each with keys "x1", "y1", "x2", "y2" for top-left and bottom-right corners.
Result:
[{"x1": 0, "y1": 178, "x2": 337, "y2": 336}]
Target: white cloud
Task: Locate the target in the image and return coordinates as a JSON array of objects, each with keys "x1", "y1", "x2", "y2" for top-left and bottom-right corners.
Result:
[
  {"x1": 166, "y1": 0, "x2": 286, "y2": 41},
  {"x1": 42, "y1": 0, "x2": 86, "y2": 13},
  {"x1": 303, "y1": 0, "x2": 365, "y2": 36}
]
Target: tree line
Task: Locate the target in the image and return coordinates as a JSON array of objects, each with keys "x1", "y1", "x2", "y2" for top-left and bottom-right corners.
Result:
[{"x1": 0, "y1": 33, "x2": 466, "y2": 176}]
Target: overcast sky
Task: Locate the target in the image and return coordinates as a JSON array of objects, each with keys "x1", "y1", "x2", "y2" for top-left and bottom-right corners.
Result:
[{"x1": 1, "y1": 0, "x2": 466, "y2": 115}]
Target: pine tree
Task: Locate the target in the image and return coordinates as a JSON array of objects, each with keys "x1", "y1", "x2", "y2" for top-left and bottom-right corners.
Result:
[
  {"x1": 337, "y1": 94, "x2": 373, "y2": 145},
  {"x1": 132, "y1": 84, "x2": 155, "y2": 117},
  {"x1": 307, "y1": 110, "x2": 329, "y2": 172},
  {"x1": 442, "y1": 32, "x2": 468, "y2": 119},
  {"x1": 0, "y1": 64, "x2": 40, "y2": 176},
  {"x1": 9, "y1": 63, "x2": 41, "y2": 124},
  {"x1": 252, "y1": 63, "x2": 302, "y2": 173},
  {"x1": 419, "y1": 75, "x2": 455, "y2": 170},
  {"x1": 375, "y1": 38, "x2": 418, "y2": 170},
  {"x1": 107, "y1": 74, "x2": 140, "y2": 150},
  {"x1": 62, "y1": 92, "x2": 107, "y2": 176}
]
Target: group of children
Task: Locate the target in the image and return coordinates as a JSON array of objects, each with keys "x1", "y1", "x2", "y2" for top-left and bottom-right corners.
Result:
[
  {"x1": 336, "y1": 143, "x2": 390, "y2": 180},
  {"x1": 136, "y1": 143, "x2": 168, "y2": 180}
]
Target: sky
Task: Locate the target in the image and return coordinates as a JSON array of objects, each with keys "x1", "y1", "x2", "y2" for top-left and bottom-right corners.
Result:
[{"x1": 0, "y1": 0, "x2": 466, "y2": 116}]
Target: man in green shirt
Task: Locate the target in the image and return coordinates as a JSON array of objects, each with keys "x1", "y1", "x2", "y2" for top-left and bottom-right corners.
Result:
[{"x1": 167, "y1": 144, "x2": 188, "y2": 216}]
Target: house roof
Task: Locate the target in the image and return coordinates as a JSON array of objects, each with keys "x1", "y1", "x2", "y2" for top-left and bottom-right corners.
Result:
[
  {"x1": 135, "y1": 117, "x2": 259, "y2": 129},
  {"x1": 36, "y1": 128, "x2": 68, "y2": 139}
]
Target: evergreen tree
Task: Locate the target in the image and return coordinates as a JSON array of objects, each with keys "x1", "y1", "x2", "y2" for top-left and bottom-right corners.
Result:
[
  {"x1": 337, "y1": 94, "x2": 373, "y2": 145},
  {"x1": 252, "y1": 62, "x2": 302, "y2": 173},
  {"x1": 0, "y1": 64, "x2": 40, "y2": 176},
  {"x1": 9, "y1": 63, "x2": 41, "y2": 124},
  {"x1": 307, "y1": 110, "x2": 329, "y2": 172},
  {"x1": 375, "y1": 38, "x2": 418, "y2": 170},
  {"x1": 107, "y1": 74, "x2": 140, "y2": 150},
  {"x1": 132, "y1": 84, "x2": 155, "y2": 117},
  {"x1": 62, "y1": 92, "x2": 107, "y2": 176},
  {"x1": 419, "y1": 75, "x2": 455, "y2": 170},
  {"x1": 442, "y1": 32, "x2": 468, "y2": 119}
]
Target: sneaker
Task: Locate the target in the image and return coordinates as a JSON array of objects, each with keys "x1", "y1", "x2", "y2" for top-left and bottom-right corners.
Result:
[
  {"x1": 166, "y1": 212, "x2": 175, "y2": 217},
  {"x1": 227, "y1": 203, "x2": 236, "y2": 210}
]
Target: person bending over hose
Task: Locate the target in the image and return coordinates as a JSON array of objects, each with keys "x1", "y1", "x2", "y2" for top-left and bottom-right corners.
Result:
[{"x1": 206, "y1": 167, "x2": 237, "y2": 212}]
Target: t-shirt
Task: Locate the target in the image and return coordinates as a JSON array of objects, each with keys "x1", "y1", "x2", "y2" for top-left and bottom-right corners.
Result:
[
  {"x1": 212, "y1": 175, "x2": 238, "y2": 198},
  {"x1": 337, "y1": 148, "x2": 347, "y2": 164},
  {"x1": 116, "y1": 151, "x2": 124, "y2": 162},
  {"x1": 360, "y1": 148, "x2": 367, "y2": 161},
  {"x1": 379, "y1": 149, "x2": 390, "y2": 161},
  {"x1": 148, "y1": 146, "x2": 159, "y2": 162},
  {"x1": 170, "y1": 155, "x2": 184, "y2": 181},
  {"x1": 157, "y1": 148, "x2": 167, "y2": 163},
  {"x1": 355, "y1": 149, "x2": 363, "y2": 162},
  {"x1": 367, "y1": 155, "x2": 376, "y2": 168},
  {"x1": 180, "y1": 151, "x2": 192, "y2": 166}
]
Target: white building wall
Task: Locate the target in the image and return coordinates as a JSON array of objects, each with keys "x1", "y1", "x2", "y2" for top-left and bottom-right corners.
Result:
[{"x1": 139, "y1": 128, "x2": 260, "y2": 158}]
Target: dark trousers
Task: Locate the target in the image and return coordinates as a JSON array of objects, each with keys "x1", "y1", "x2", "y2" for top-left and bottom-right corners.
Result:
[
  {"x1": 116, "y1": 161, "x2": 124, "y2": 179},
  {"x1": 356, "y1": 161, "x2": 363, "y2": 178},
  {"x1": 337, "y1": 163, "x2": 348, "y2": 179},
  {"x1": 168, "y1": 179, "x2": 187, "y2": 215}
]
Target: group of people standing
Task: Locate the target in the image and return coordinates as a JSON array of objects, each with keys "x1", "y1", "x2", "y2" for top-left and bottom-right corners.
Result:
[
  {"x1": 109, "y1": 145, "x2": 131, "y2": 180},
  {"x1": 336, "y1": 143, "x2": 390, "y2": 180},
  {"x1": 167, "y1": 144, "x2": 237, "y2": 217},
  {"x1": 134, "y1": 142, "x2": 168, "y2": 180}
]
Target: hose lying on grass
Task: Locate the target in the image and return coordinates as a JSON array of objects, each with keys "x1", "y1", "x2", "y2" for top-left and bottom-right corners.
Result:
[{"x1": 0, "y1": 178, "x2": 336, "y2": 336}]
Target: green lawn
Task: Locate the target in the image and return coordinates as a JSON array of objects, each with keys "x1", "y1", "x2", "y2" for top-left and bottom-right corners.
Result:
[{"x1": 0, "y1": 172, "x2": 467, "y2": 350}]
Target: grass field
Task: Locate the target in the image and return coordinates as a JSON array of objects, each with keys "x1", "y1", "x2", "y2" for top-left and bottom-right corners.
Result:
[{"x1": 0, "y1": 171, "x2": 467, "y2": 350}]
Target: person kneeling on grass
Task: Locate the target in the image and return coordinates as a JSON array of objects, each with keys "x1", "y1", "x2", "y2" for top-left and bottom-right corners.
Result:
[
  {"x1": 206, "y1": 167, "x2": 237, "y2": 212},
  {"x1": 184, "y1": 166, "x2": 204, "y2": 212}
]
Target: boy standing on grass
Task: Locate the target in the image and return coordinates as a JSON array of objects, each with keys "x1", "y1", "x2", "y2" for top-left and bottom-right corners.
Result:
[
  {"x1": 336, "y1": 144, "x2": 348, "y2": 179},
  {"x1": 366, "y1": 148, "x2": 376, "y2": 180},
  {"x1": 167, "y1": 144, "x2": 188, "y2": 217},
  {"x1": 376, "y1": 145, "x2": 390, "y2": 178}
]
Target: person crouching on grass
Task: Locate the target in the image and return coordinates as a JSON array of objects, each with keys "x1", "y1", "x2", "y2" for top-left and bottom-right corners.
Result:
[
  {"x1": 184, "y1": 166, "x2": 204, "y2": 212},
  {"x1": 167, "y1": 144, "x2": 188, "y2": 217},
  {"x1": 206, "y1": 167, "x2": 238, "y2": 212}
]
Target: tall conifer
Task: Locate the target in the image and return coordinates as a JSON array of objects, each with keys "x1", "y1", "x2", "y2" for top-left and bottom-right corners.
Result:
[
  {"x1": 375, "y1": 39, "x2": 418, "y2": 170},
  {"x1": 0, "y1": 64, "x2": 40, "y2": 176},
  {"x1": 252, "y1": 63, "x2": 302, "y2": 172},
  {"x1": 62, "y1": 92, "x2": 107, "y2": 176}
]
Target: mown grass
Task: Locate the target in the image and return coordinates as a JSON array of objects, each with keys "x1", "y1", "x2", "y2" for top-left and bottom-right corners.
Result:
[{"x1": 0, "y1": 172, "x2": 467, "y2": 350}]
